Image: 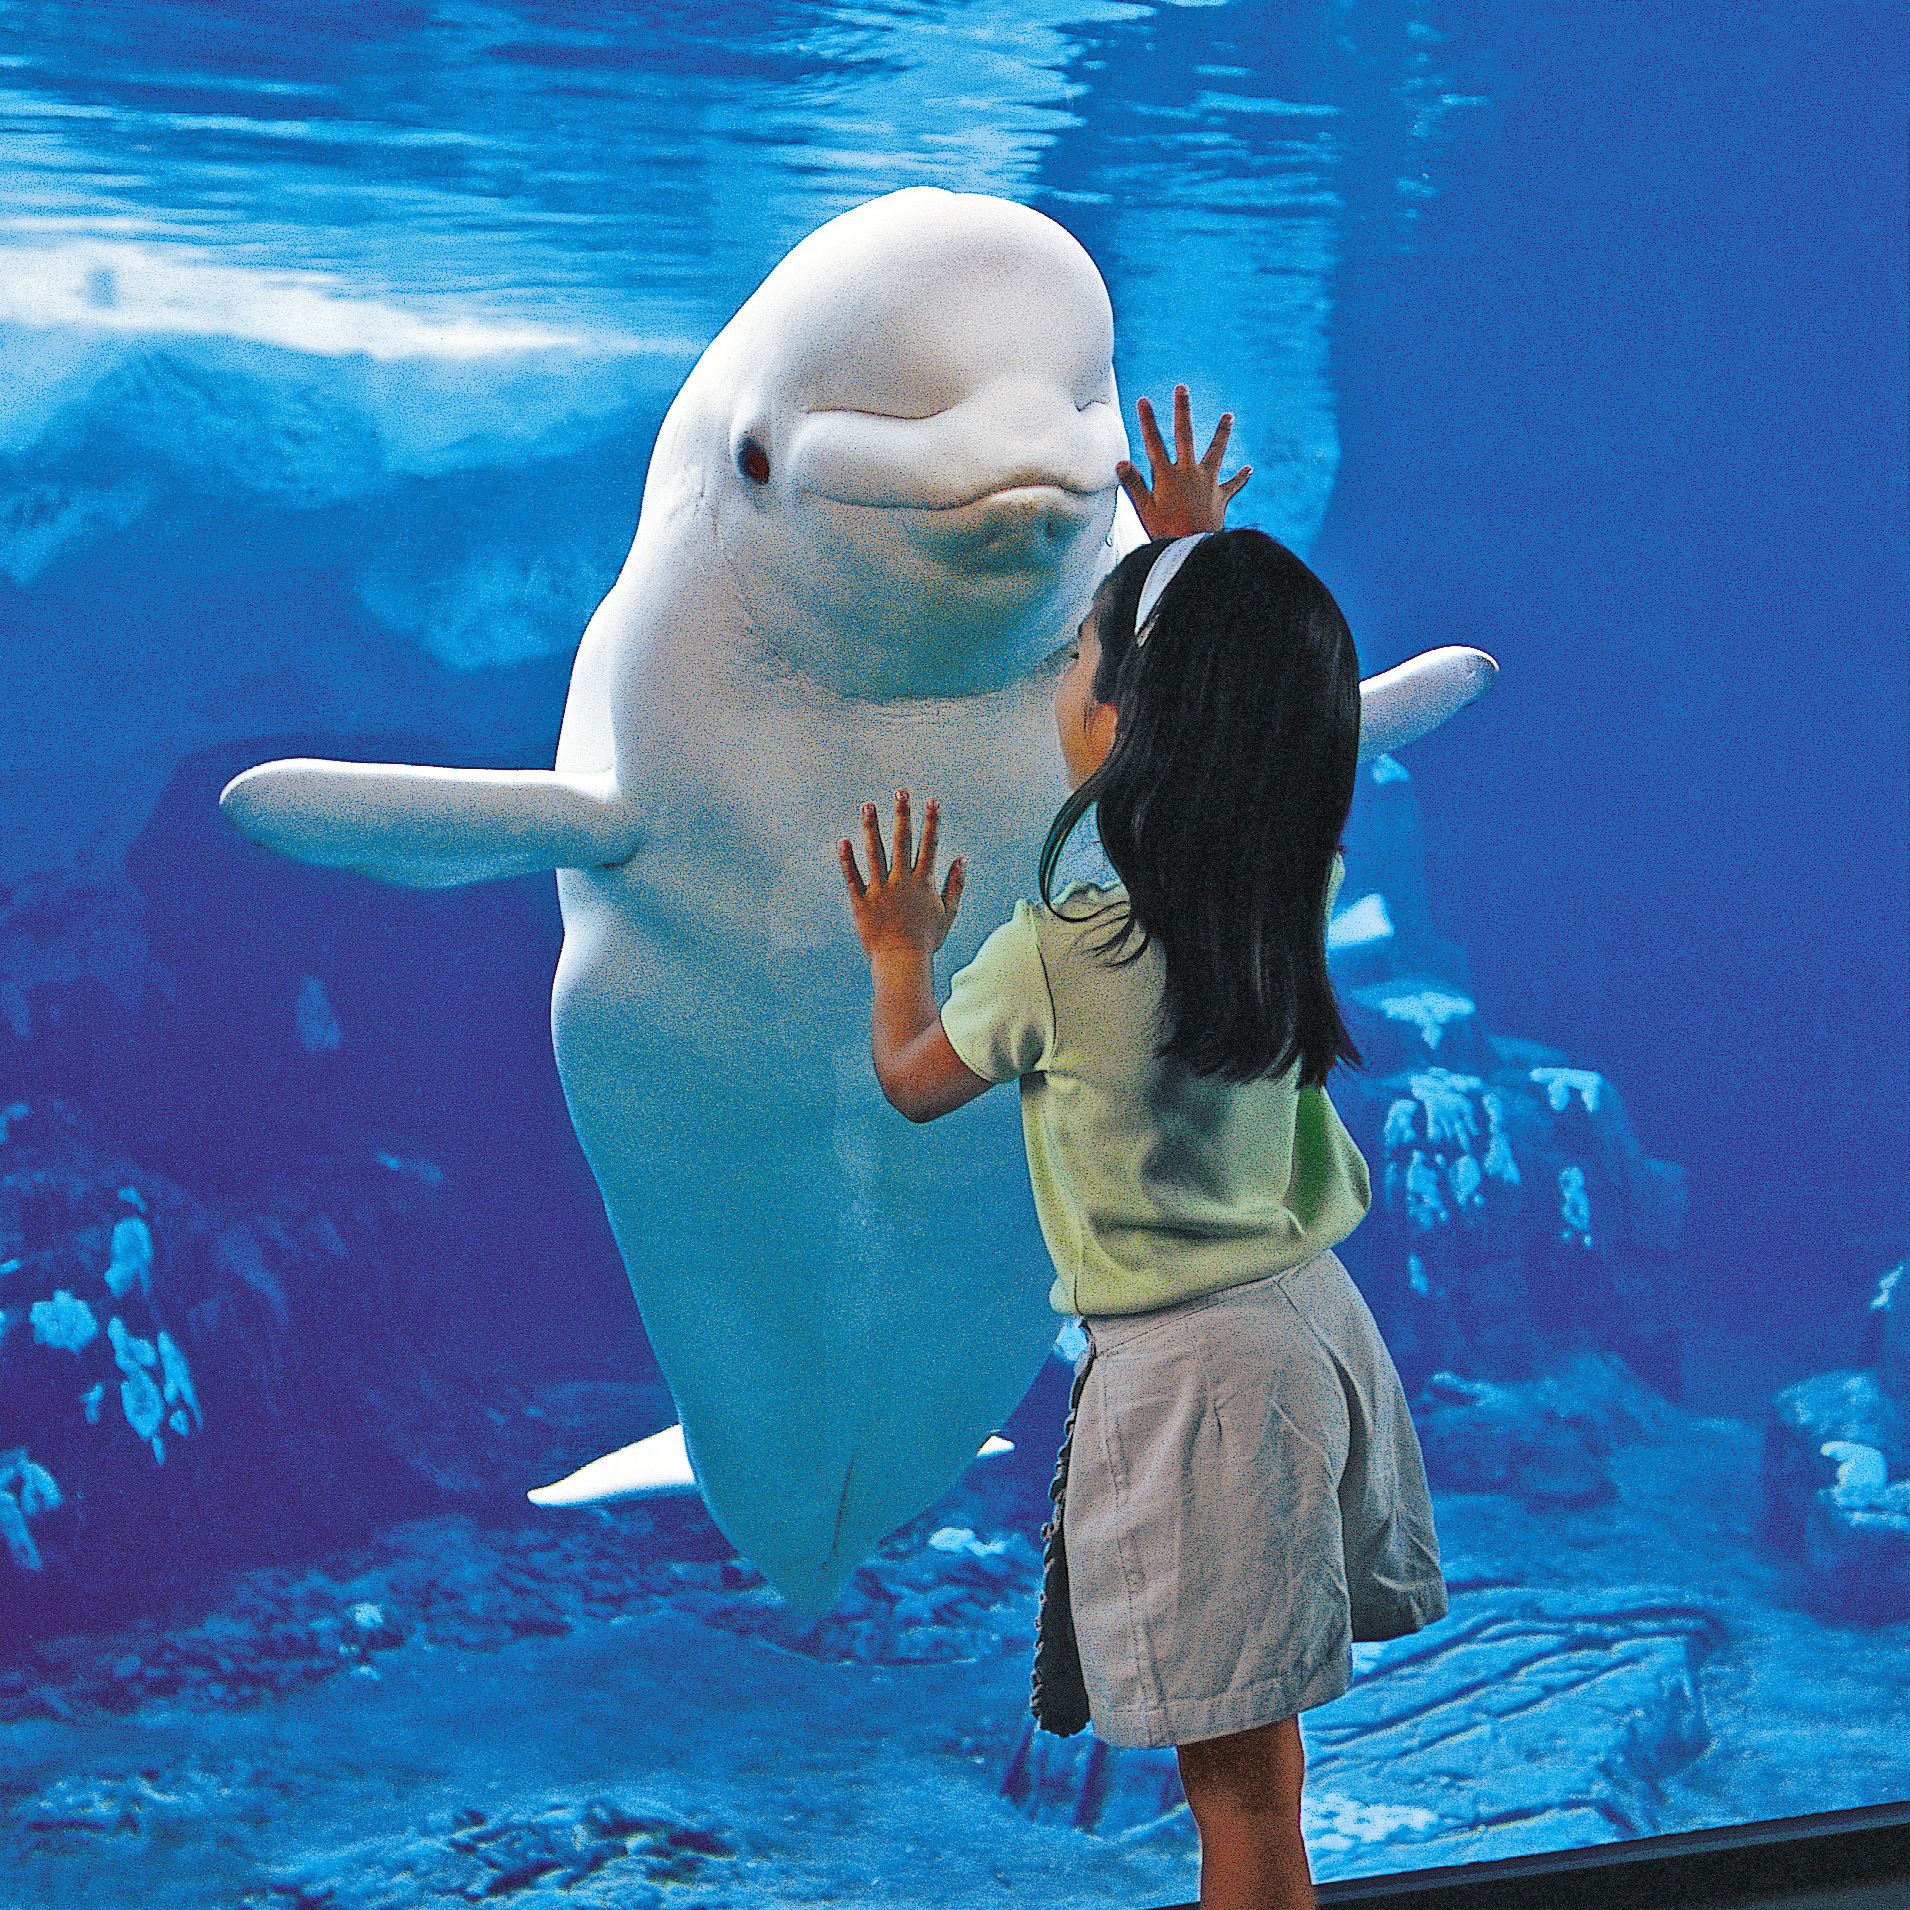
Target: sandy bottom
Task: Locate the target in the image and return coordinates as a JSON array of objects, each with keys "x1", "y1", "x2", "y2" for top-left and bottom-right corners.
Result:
[{"x1": 2, "y1": 1405, "x2": 1907, "y2": 1908}]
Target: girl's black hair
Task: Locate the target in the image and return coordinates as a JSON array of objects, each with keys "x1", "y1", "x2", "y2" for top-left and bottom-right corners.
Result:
[{"x1": 1038, "y1": 528, "x2": 1364, "y2": 1086}]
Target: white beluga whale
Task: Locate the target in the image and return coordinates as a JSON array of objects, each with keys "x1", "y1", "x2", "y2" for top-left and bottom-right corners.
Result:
[{"x1": 220, "y1": 187, "x2": 1496, "y2": 1619}]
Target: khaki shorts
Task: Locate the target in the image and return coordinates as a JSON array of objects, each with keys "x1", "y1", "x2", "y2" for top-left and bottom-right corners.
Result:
[{"x1": 1032, "y1": 1247, "x2": 1449, "y2": 1750}]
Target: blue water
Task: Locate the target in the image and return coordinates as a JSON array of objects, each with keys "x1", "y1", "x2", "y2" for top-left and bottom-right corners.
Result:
[{"x1": 0, "y1": 2, "x2": 1905, "y2": 1902}]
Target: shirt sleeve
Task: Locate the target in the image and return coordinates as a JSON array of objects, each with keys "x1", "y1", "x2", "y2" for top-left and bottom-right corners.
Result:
[
  {"x1": 1326, "y1": 850, "x2": 1346, "y2": 919},
  {"x1": 939, "y1": 900, "x2": 1055, "y2": 1083}
]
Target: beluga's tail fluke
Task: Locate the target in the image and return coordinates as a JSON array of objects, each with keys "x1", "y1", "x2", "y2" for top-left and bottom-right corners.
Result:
[
  {"x1": 1358, "y1": 646, "x2": 1499, "y2": 762},
  {"x1": 527, "y1": 1421, "x2": 699, "y2": 1507},
  {"x1": 219, "y1": 760, "x2": 641, "y2": 888},
  {"x1": 527, "y1": 1424, "x2": 1015, "y2": 1510}
]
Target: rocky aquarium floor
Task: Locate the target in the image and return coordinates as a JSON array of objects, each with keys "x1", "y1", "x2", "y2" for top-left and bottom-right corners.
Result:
[{"x1": 3, "y1": 1392, "x2": 1908, "y2": 1910}]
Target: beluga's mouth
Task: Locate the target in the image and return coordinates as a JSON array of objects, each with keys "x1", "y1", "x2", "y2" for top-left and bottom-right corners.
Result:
[
  {"x1": 926, "y1": 471, "x2": 1104, "y2": 511},
  {"x1": 896, "y1": 479, "x2": 1106, "y2": 571},
  {"x1": 825, "y1": 475, "x2": 1100, "y2": 576}
]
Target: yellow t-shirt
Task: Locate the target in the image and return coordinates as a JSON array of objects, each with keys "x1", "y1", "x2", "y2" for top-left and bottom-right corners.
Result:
[{"x1": 939, "y1": 855, "x2": 1371, "y2": 1317}]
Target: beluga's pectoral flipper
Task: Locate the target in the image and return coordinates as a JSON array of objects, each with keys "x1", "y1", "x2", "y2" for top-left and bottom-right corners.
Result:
[
  {"x1": 219, "y1": 761, "x2": 641, "y2": 889},
  {"x1": 1357, "y1": 646, "x2": 1499, "y2": 762}
]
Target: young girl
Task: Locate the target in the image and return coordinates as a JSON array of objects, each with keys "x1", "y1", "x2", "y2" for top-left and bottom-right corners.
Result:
[{"x1": 838, "y1": 387, "x2": 1449, "y2": 1910}]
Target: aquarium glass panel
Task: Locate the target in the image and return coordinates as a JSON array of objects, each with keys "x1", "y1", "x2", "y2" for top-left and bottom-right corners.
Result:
[{"x1": 0, "y1": 2, "x2": 1903, "y2": 1903}]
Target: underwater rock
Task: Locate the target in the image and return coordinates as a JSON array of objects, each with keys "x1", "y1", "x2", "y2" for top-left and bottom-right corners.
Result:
[
  {"x1": 293, "y1": 973, "x2": 342, "y2": 1054},
  {"x1": 670, "y1": 1519, "x2": 1044, "y2": 1666},
  {"x1": 1333, "y1": 754, "x2": 1471, "y2": 989},
  {"x1": 1003, "y1": 1579, "x2": 1725, "y2": 1856},
  {"x1": 1411, "y1": 1350, "x2": 1677, "y2": 1508},
  {"x1": 0, "y1": 1447, "x2": 62, "y2": 1570},
  {"x1": 28, "y1": 1286, "x2": 97, "y2": 1352},
  {"x1": 244, "y1": 1792, "x2": 732, "y2": 1909},
  {"x1": 1330, "y1": 757, "x2": 1689, "y2": 1400},
  {"x1": 0, "y1": 1497, "x2": 36, "y2": 1570},
  {"x1": 1802, "y1": 1475, "x2": 1910, "y2": 1623},
  {"x1": 1331, "y1": 1037, "x2": 1686, "y2": 1395},
  {"x1": 1760, "y1": 1364, "x2": 1910, "y2": 1558},
  {"x1": 103, "y1": 1213, "x2": 153, "y2": 1299},
  {"x1": 47, "y1": 342, "x2": 389, "y2": 511},
  {"x1": 0, "y1": 1103, "x2": 215, "y2": 1612},
  {"x1": 0, "y1": 323, "x2": 663, "y2": 882},
  {"x1": 13, "y1": 1760, "x2": 272, "y2": 1849},
  {"x1": 156, "y1": 1327, "x2": 202, "y2": 1430},
  {"x1": 211, "y1": 1224, "x2": 290, "y2": 1333},
  {"x1": 1759, "y1": 1259, "x2": 1910, "y2": 1617},
  {"x1": 0, "y1": 1510, "x2": 623, "y2": 1722},
  {"x1": 6, "y1": 1450, "x2": 62, "y2": 1518},
  {"x1": 0, "y1": 1094, "x2": 595, "y2": 1639},
  {"x1": 1302, "y1": 1583, "x2": 1724, "y2": 1857},
  {"x1": 1001, "y1": 1729, "x2": 1188, "y2": 1840},
  {"x1": 0, "y1": 1494, "x2": 1046, "y2": 1726},
  {"x1": 1350, "y1": 1051, "x2": 1685, "y2": 1392},
  {"x1": 0, "y1": 868, "x2": 153, "y2": 1046},
  {"x1": 1866, "y1": 1257, "x2": 1909, "y2": 1408},
  {"x1": 1342, "y1": 978, "x2": 1494, "y2": 1078},
  {"x1": 355, "y1": 517, "x2": 631, "y2": 672},
  {"x1": 0, "y1": 479, "x2": 151, "y2": 590}
]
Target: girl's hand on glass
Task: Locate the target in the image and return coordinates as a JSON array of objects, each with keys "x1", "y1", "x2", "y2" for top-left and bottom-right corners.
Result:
[
  {"x1": 840, "y1": 789, "x2": 966, "y2": 961},
  {"x1": 1115, "y1": 384, "x2": 1252, "y2": 538}
]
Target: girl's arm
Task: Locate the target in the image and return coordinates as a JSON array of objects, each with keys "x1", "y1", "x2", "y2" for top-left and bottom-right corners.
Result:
[
  {"x1": 865, "y1": 947, "x2": 993, "y2": 1124},
  {"x1": 840, "y1": 791, "x2": 993, "y2": 1123}
]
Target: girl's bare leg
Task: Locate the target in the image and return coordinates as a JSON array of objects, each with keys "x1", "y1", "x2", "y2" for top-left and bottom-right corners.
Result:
[{"x1": 1176, "y1": 1714, "x2": 1316, "y2": 1910}]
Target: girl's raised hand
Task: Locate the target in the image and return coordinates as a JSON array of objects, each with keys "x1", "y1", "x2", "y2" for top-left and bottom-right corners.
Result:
[
  {"x1": 1115, "y1": 384, "x2": 1252, "y2": 539},
  {"x1": 840, "y1": 789, "x2": 966, "y2": 961}
]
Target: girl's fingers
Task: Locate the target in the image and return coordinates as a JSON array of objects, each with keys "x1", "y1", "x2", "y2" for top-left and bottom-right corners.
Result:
[
  {"x1": 1201, "y1": 411, "x2": 1234, "y2": 474},
  {"x1": 917, "y1": 796, "x2": 940, "y2": 878},
  {"x1": 890, "y1": 788, "x2": 912, "y2": 877},
  {"x1": 861, "y1": 801, "x2": 889, "y2": 884},
  {"x1": 942, "y1": 856, "x2": 966, "y2": 919},
  {"x1": 1116, "y1": 462, "x2": 1152, "y2": 513},
  {"x1": 1172, "y1": 383, "x2": 1195, "y2": 463},
  {"x1": 1220, "y1": 464, "x2": 1253, "y2": 500},
  {"x1": 1135, "y1": 394, "x2": 1170, "y2": 473},
  {"x1": 838, "y1": 839, "x2": 866, "y2": 901}
]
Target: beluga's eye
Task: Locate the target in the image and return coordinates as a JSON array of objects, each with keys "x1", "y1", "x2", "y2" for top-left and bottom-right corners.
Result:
[{"x1": 736, "y1": 436, "x2": 771, "y2": 485}]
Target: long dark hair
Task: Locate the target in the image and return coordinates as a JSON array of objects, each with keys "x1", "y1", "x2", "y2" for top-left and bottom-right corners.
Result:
[{"x1": 1037, "y1": 529, "x2": 1364, "y2": 1086}]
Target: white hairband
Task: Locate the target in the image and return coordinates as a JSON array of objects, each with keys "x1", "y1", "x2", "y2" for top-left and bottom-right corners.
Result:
[{"x1": 1132, "y1": 533, "x2": 1213, "y2": 645}]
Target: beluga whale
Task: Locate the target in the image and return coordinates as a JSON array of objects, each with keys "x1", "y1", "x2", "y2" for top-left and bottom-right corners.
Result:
[{"x1": 220, "y1": 187, "x2": 1496, "y2": 1619}]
